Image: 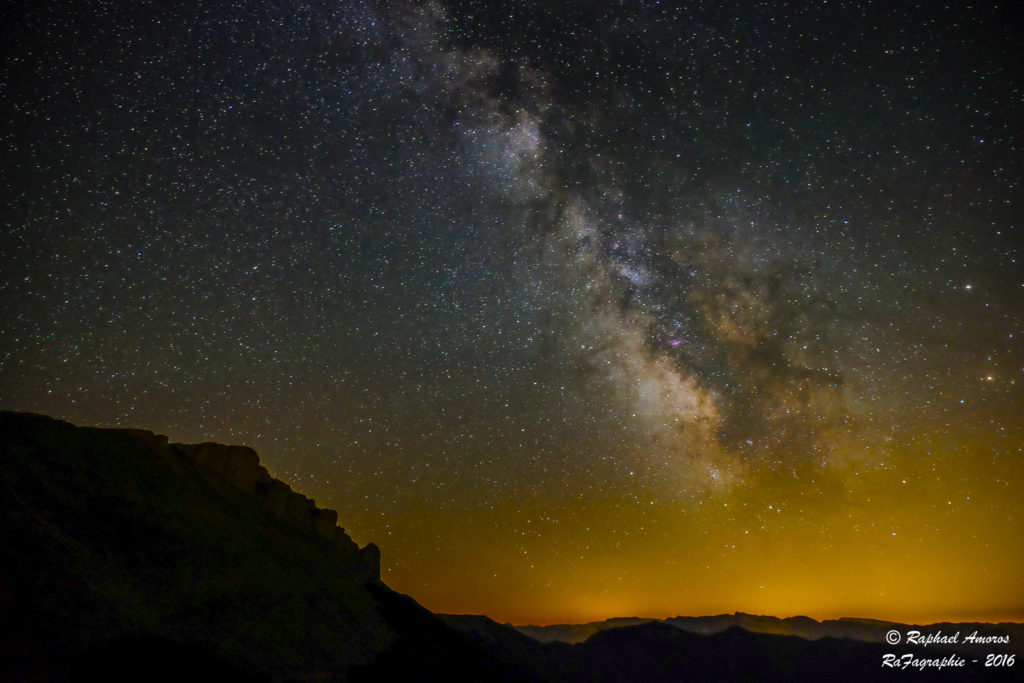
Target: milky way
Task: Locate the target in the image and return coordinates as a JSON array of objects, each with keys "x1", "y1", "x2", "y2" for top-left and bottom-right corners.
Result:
[{"x1": 3, "y1": 1, "x2": 1021, "y2": 623}]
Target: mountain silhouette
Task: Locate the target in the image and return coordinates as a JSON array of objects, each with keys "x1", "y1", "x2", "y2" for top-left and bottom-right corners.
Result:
[
  {"x1": 0, "y1": 411, "x2": 525, "y2": 681},
  {"x1": 1, "y1": 411, "x2": 1018, "y2": 682},
  {"x1": 518, "y1": 613, "x2": 1024, "y2": 659}
]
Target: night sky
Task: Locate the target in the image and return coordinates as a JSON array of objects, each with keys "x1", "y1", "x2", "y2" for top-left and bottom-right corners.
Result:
[{"x1": 3, "y1": 1, "x2": 1021, "y2": 624}]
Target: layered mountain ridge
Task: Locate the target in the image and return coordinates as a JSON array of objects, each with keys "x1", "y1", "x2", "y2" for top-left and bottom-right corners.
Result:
[
  {"x1": 1, "y1": 410, "x2": 1018, "y2": 682},
  {"x1": 513, "y1": 613, "x2": 1024, "y2": 658}
]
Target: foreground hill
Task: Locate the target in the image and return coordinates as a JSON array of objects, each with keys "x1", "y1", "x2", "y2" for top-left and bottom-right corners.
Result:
[
  {"x1": 0, "y1": 411, "x2": 529, "y2": 682},
  {"x1": 1, "y1": 411, "x2": 1018, "y2": 682}
]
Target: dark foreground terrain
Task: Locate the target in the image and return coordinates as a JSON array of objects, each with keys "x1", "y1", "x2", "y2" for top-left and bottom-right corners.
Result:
[{"x1": 1, "y1": 411, "x2": 1017, "y2": 681}]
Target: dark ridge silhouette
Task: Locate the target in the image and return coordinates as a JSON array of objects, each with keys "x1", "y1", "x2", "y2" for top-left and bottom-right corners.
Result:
[
  {"x1": 0, "y1": 411, "x2": 521, "y2": 681},
  {"x1": 438, "y1": 613, "x2": 573, "y2": 677},
  {"x1": 514, "y1": 617, "x2": 655, "y2": 644},
  {"x1": 438, "y1": 617, "x2": 1020, "y2": 682},
  {"x1": 350, "y1": 586, "x2": 542, "y2": 682},
  {"x1": 516, "y1": 612, "x2": 1024, "y2": 659},
  {"x1": 554, "y1": 622, "x2": 976, "y2": 683},
  {"x1": 1, "y1": 410, "x2": 1019, "y2": 682}
]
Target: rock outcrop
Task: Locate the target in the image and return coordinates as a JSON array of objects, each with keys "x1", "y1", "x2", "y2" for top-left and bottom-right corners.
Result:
[
  {"x1": 160, "y1": 440, "x2": 381, "y2": 580},
  {"x1": 0, "y1": 410, "x2": 529, "y2": 683}
]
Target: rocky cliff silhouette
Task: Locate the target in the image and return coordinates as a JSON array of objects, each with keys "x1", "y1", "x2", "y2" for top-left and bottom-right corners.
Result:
[
  {"x1": 164, "y1": 436, "x2": 380, "y2": 579},
  {"x1": 0, "y1": 411, "x2": 527, "y2": 682},
  {"x1": 2, "y1": 410, "x2": 1019, "y2": 682}
]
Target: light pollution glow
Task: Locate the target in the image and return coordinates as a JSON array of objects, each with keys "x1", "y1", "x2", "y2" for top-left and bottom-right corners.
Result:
[{"x1": 3, "y1": 0, "x2": 1021, "y2": 628}]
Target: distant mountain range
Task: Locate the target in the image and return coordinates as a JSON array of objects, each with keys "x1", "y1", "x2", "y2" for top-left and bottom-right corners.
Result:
[
  {"x1": 1, "y1": 411, "x2": 1018, "y2": 681},
  {"x1": 513, "y1": 613, "x2": 1024, "y2": 658}
]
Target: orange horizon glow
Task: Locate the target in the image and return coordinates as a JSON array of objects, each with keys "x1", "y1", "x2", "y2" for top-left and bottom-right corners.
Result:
[
  {"x1": 4, "y1": 0, "x2": 1021, "y2": 653},
  {"x1": 292, "y1": 422, "x2": 1024, "y2": 630}
]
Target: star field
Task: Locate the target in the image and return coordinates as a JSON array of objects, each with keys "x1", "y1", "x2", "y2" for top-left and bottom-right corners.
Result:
[{"x1": 2, "y1": 1, "x2": 1021, "y2": 624}]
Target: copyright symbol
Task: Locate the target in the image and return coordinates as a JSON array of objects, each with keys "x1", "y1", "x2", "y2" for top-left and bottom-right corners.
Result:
[{"x1": 886, "y1": 630, "x2": 901, "y2": 645}]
